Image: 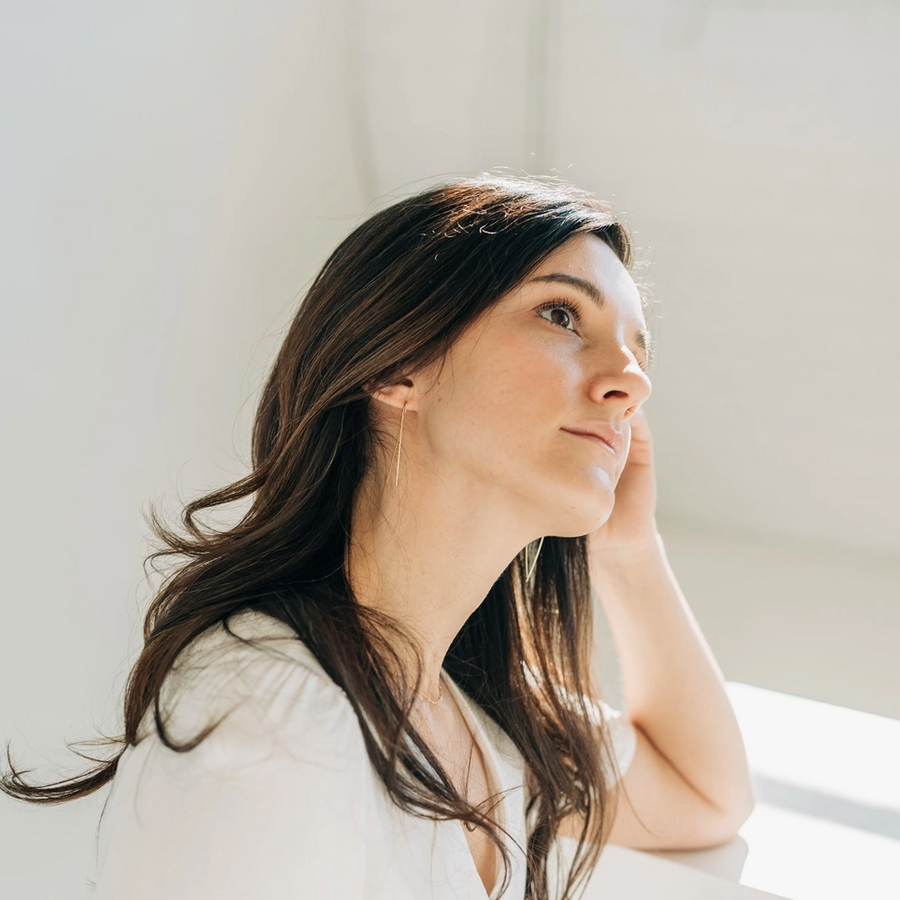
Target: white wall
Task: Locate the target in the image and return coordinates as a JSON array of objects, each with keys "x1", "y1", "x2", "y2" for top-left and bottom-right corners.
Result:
[
  {"x1": 0, "y1": 3, "x2": 368, "y2": 896},
  {"x1": 2, "y1": 1, "x2": 898, "y2": 897},
  {"x1": 595, "y1": 516, "x2": 900, "y2": 721}
]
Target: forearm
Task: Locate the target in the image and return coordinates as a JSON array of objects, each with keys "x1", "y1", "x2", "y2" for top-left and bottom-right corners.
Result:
[{"x1": 592, "y1": 531, "x2": 755, "y2": 822}]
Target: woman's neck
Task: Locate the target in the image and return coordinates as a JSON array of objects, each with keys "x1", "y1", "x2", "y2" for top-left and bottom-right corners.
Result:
[{"x1": 346, "y1": 466, "x2": 538, "y2": 698}]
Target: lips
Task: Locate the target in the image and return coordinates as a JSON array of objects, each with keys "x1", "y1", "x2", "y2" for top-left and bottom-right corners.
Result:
[{"x1": 561, "y1": 424, "x2": 623, "y2": 457}]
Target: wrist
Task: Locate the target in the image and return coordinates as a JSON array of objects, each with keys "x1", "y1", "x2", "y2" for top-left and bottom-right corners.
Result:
[{"x1": 590, "y1": 531, "x2": 665, "y2": 579}]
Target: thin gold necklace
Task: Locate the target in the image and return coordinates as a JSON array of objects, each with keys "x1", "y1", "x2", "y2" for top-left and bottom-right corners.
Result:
[
  {"x1": 393, "y1": 672, "x2": 444, "y2": 705},
  {"x1": 411, "y1": 676, "x2": 444, "y2": 705}
]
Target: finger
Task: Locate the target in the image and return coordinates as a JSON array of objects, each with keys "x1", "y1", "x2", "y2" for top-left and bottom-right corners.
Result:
[
  {"x1": 627, "y1": 407, "x2": 652, "y2": 444},
  {"x1": 616, "y1": 423, "x2": 632, "y2": 480}
]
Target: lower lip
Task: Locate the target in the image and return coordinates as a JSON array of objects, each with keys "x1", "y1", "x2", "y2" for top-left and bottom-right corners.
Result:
[{"x1": 564, "y1": 430, "x2": 617, "y2": 457}]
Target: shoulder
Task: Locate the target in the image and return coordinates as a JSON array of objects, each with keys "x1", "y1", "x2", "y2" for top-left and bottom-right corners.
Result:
[
  {"x1": 101, "y1": 611, "x2": 373, "y2": 899},
  {"x1": 142, "y1": 609, "x2": 364, "y2": 769}
]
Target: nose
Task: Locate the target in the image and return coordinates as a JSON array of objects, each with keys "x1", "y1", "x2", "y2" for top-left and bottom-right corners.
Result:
[{"x1": 586, "y1": 344, "x2": 652, "y2": 418}]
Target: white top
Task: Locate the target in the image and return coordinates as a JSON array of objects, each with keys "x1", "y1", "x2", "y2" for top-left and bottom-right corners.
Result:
[{"x1": 94, "y1": 610, "x2": 636, "y2": 900}]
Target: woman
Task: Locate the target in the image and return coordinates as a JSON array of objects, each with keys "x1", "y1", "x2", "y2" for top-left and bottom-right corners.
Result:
[{"x1": 2, "y1": 175, "x2": 754, "y2": 900}]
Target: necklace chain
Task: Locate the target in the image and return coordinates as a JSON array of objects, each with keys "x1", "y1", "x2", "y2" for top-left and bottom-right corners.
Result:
[
  {"x1": 392, "y1": 671, "x2": 444, "y2": 705},
  {"x1": 410, "y1": 677, "x2": 444, "y2": 705}
]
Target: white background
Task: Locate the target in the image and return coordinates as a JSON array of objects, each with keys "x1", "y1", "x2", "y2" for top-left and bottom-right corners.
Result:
[{"x1": 1, "y1": 1, "x2": 898, "y2": 897}]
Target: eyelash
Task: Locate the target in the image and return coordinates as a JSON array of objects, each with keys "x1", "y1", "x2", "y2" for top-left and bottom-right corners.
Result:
[
  {"x1": 535, "y1": 299, "x2": 582, "y2": 332},
  {"x1": 536, "y1": 298, "x2": 652, "y2": 373}
]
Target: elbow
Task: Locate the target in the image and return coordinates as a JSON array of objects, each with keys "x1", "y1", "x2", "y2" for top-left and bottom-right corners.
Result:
[
  {"x1": 737, "y1": 784, "x2": 757, "y2": 828},
  {"x1": 700, "y1": 779, "x2": 756, "y2": 848},
  {"x1": 720, "y1": 784, "x2": 757, "y2": 840}
]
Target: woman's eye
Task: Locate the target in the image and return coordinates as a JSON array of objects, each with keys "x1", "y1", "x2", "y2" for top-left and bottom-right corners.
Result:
[{"x1": 537, "y1": 301, "x2": 581, "y2": 332}]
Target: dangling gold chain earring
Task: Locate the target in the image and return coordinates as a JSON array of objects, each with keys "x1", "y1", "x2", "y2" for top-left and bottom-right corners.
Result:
[
  {"x1": 394, "y1": 403, "x2": 407, "y2": 487},
  {"x1": 524, "y1": 535, "x2": 545, "y2": 583}
]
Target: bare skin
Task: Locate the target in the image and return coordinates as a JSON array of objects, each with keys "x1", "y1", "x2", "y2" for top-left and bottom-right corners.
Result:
[
  {"x1": 408, "y1": 686, "x2": 498, "y2": 894},
  {"x1": 347, "y1": 234, "x2": 650, "y2": 893},
  {"x1": 349, "y1": 234, "x2": 648, "y2": 695},
  {"x1": 348, "y1": 229, "x2": 757, "y2": 883}
]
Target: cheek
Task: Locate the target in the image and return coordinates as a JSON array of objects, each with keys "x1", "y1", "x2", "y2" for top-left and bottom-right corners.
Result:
[
  {"x1": 477, "y1": 346, "x2": 576, "y2": 433},
  {"x1": 424, "y1": 361, "x2": 530, "y2": 464},
  {"x1": 425, "y1": 327, "x2": 581, "y2": 460}
]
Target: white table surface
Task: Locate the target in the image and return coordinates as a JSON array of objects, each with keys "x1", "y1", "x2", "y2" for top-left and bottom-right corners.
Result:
[
  {"x1": 581, "y1": 842, "x2": 789, "y2": 898},
  {"x1": 643, "y1": 682, "x2": 900, "y2": 900}
]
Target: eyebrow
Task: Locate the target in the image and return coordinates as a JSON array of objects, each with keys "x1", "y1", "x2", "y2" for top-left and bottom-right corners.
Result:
[
  {"x1": 528, "y1": 272, "x2": 654, "y2": 370},
  {"x1": 530, "y1": 273, "x2": 607, "y2": 306}
]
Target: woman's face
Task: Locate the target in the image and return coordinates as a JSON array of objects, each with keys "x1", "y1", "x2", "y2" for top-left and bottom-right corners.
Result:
[{"x1": 413, "y1": 233, "x2": 653, "y2": 538}]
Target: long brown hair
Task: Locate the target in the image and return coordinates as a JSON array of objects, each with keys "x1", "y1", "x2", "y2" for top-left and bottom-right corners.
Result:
[{"x1": 2, "y1": 174, "x2": 640, "y2": 900}]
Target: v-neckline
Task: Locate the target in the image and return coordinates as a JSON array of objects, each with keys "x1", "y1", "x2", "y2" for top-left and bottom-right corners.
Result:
[{"x1": 441, "y1": 673, "x2": 507, "y2": 900}]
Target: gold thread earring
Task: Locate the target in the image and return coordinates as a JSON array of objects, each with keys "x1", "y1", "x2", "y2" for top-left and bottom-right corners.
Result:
[
  {"x1": 524, "y1": 535, "x2": 545, "y2": 582},
  {"x1": 394, "y1": 404, "x2": 407, "y2": 487}
]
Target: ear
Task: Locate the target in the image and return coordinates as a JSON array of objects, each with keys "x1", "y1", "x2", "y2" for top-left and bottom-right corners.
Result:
[{"x1": 364, "y1": 376, "x2": 417, "y2": 412}]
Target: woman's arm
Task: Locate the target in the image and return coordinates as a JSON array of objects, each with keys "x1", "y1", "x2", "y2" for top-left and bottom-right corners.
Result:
[
  {"x1": 593, "y1": 535, "x2": 755, "y2": 845},
  {"x1": 580, "y1": 410, "x2": 754, "y2": 847}
]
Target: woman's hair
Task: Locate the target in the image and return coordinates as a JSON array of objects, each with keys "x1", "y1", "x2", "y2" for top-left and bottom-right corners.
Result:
[{"x1": 2, "y1": 174, "x2": 643, "y2": 900}]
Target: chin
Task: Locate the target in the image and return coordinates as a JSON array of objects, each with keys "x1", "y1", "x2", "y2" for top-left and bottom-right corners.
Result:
[{"x1": 553, "y1": 494, "x2": 615, "y2": 538}]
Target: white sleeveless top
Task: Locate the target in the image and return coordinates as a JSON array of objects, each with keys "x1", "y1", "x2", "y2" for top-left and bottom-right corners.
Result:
[{"x1": 94, "y1": 610, "x2": 636, "y2": 900}]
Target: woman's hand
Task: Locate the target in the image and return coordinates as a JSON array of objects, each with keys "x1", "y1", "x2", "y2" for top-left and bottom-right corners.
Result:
[{"x1": 587, "y1": 408, "x2": 660, "y2": 566}]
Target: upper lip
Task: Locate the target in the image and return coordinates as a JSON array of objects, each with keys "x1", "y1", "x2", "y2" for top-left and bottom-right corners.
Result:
[{"x1": 562, "y1": 423, "x2": 623, "y2": 456}]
